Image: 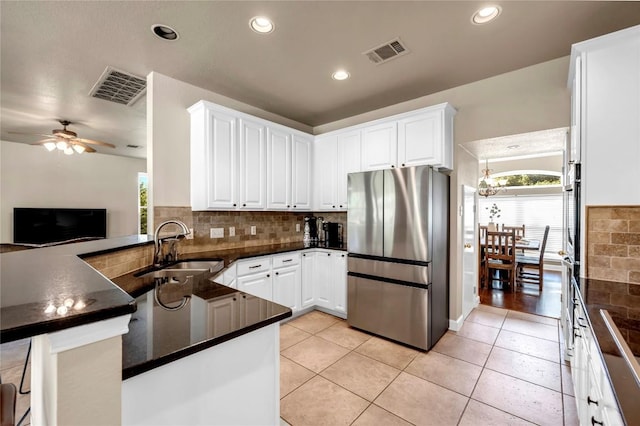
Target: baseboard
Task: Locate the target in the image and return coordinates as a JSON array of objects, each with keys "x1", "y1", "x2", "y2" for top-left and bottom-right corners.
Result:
[
  {"x1": 448, "y1": 315, "x2": 464, "y2": 332},
  {"x1": 475, "y1": 296, "x2": 480, "y2": 306}
]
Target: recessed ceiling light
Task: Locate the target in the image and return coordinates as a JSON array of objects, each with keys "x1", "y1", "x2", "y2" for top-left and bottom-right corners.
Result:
[
  {"x1": 471, "y1": 5, "x2": 502, "y2": 25},
  {"x1": 332, "y1": 70, "x2": 350, "y2": 81},
  {"x1": 250, "y1": 16, "x2": 274, "y2": 34},
  {"x1": 151, "y1": 24, "x2": 179, "y2": 41}
]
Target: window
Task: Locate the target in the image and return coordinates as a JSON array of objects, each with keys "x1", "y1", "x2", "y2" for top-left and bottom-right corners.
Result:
[
  {"x1": 478, "y1": 194, "x2": 562, "y2": 259},
  {"x1": 138, "y1": 173, "x2": 148, "y2": 234}
]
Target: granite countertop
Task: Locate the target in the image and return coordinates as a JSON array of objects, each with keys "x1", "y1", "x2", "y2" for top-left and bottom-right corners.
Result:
[
  {"x1": 121, "y1": 277, "x2": 290, "y2": 379},
  {"x1": 0, "y1": 235, "x2": 151, "y2": 342},
  {"x1": 577, "y1": 278, "x2": 640, "y2": 425}
]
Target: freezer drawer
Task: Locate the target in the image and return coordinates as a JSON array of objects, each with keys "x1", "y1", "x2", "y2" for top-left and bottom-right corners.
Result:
[
  {"x1": 348, "y1": 256, "x2": 430, "y2": 286},
  {"x1": 347, "y1": 275, "x2": 430, "y2": 350}
]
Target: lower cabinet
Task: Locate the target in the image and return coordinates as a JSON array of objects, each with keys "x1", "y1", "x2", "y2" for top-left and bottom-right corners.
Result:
[
  {"x1": 224, "y1": 249, "x2": 347, "y2": 318},
  {"x1": 572, "y1": 295, "x2": 624, "y2": 426}
]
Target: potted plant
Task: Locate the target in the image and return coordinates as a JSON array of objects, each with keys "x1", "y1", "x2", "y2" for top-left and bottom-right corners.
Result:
[{"x1": 486, "y1": 203, "x2": 501, "y2": 231}]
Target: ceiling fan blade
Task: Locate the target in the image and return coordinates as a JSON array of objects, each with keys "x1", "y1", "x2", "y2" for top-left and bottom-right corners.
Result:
[
  {"x1": 8, "y1": 131, "x2": 56, "y2": 138},
  {"x1": 75, "y1": 138, "x2": 116, "y2": 148},
  {"x1": 71, "y1": 141, "x2": 96, "y2": 153}
]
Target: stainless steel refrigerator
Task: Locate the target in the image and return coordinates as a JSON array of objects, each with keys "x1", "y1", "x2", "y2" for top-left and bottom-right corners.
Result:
[{"x1": 347, "y1": 165, "x2": 449, "y2": 350}]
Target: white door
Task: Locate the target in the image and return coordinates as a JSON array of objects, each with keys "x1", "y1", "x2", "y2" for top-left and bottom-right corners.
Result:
[
  {"x1": 336, "y1": 130, "x2": 361, "y2": 209},
  {"x1": 397, "y1": 111, "x2": 441, "y2": 168},
  {"x1": 314, "y1": 251, "x2": 332, "y2": 309},
  {"x1": 361, "y1": 122, "x2": 397, "y2": 170},
  {"x1": 462, "y1": 185, "x2": 477, "y2": 319},
  {"x1": 301, "y1": 251, "x2": 316, "y2": 308},
  {"x1": 205, "y1": 109, "x2": 238, "y2": 209},
  {"x1": 332, "y1": 252, "x2": 347, "y2": 314},
  {"x1": 313, "y1": 136, "x2": 338, "y2": 210},
  {"x1": 236, "y1": 272, "x2": 272, "y2": 300}
]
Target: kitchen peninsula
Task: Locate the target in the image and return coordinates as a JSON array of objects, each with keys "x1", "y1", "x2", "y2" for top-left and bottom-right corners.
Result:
[{"x1": 0, "y1": 236, "x2": 292, "y2": 425}]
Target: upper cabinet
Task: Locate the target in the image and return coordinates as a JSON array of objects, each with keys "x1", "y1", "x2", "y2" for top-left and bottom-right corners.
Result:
[
  {"x1": 190, "y1": 100, "x2": 455, "y2": 211},
  {"x1": 570, "y1": 25, "x2": 640, "y2": 205},
  {"x1": 189, "y1": 103, "x2": 238, "y2": 210},
  {"x1": 189, "y1": 101, "x2": 312, "y2": 211}
]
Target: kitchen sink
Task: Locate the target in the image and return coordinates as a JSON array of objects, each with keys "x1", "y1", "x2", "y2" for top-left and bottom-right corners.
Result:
[{"x1": 134, "y1": 259, "x2": 224, "y2": 281}]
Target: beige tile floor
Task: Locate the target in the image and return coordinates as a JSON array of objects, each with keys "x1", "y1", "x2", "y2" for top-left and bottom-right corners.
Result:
[{"x1": 280, "y1": 306, "x2": 579, "y2": 426}]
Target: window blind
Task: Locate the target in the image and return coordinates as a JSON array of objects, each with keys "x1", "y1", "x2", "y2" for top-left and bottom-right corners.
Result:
[{"x1": 478, "y1": 194, "x2": 562, "y2": 259}]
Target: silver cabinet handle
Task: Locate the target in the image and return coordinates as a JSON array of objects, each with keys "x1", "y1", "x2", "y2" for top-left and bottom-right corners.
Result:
[
  {"x1": 282, "y1": 259, "x2": 293, "y2": 263},
  {"x1": 249, "y1": 264, "x2": 262, "y2": 269}
]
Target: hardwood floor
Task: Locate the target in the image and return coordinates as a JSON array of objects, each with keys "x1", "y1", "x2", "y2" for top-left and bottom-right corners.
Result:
[{"x1": 479, "y1": 270, "x2": 562, "y2": 319}]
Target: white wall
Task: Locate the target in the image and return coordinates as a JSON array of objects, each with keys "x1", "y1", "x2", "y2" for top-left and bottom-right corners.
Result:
[{"x1": 0, "y1": 141, "x2": 146, "y2": 243}]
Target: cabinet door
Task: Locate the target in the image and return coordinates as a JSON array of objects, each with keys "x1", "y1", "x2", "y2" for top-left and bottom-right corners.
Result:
[
  {"x1": 239, "y1": 118, "x2": 266, "y2": 209},
  {"x1": 207, "y1": 295, "x2": 238, "y2": 338},
  {"x1": 239, "y1": 293, "x2": 268, "y2": 325},
  {"x1": 237, "y1": 272, "x2": 272, "y2": 300},
  {"x1": 361, "y1": 121, "x2": 397, "y2": 171},
  {"x1": 570, "y1": 55, "x2": 582, "y2": 164},
  {"x1": 273, "y1": 264, "x2": 301, "y2": 312},
  {"x1": 301, "y1": 251, "x2": 316, "y2": 308},
  {"x1": 291, "y1": 135, "x2": 312, "y2": 210},
  {"x1": 313, "y1": 136, "x2": 338, "y2": 210},
  {"x1": 336, "y1": 131, "x2": 361, "y2": 210},
  {"x1": 267, "y1": 127, "x2": 292, "y2": 210},
  {"x1": 191, "y1": 107, "x2": 238, "y2": 209},
  {"x1": 398, "y1": 111, "x2": 442, "y2": 168},
  {"x1": 314, "y1": 251, "x2": 333, "y2": 309},
  {"x1": 332, "y1": 251, "x2": 348, "y2": 314}
]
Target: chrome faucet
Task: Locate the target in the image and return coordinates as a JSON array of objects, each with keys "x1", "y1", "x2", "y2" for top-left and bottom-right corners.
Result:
[{"x1": 153, "y1": 220, "x2": 191, "y2": 267}]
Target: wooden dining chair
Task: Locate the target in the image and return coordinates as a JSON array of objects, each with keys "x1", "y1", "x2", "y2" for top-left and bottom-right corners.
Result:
[
  {"x1": 478, "y1": 224, "x2": 488, "y2": 288},
  {"x1": 502, "y1": 224, "x2": 525, "y2": 239},
  {"x1": 516, "y1": 225, "x2": 550, "y2": 290},
  {"x1": 484, "y1": 230, "x2": 517, "y2": 290}
]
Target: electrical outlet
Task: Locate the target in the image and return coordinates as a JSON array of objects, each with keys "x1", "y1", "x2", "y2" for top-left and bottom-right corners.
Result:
[
  {"x1": 185, "y1": 228, "x2": 194, "y2": 240},
  {"x1": 210, "y1": 227, "x2": 224, "y2": 238},
  {"x1": 250, "y1": 225, "x2": 256, "y2": 235},
  {"x1": 296, "y1": 223, "x2": 300, "y2": 232},
  {"x1": 229, "y1": 226, "x2": 235, "y2": 237}
]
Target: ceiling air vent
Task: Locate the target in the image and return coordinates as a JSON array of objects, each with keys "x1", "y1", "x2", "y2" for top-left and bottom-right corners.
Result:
[
  {"x1": 89, "y1": 67, "x2": 147, "y2": 106},
  {"x1": 363, "y1": 38, "x2": 409, "y2": 64}
]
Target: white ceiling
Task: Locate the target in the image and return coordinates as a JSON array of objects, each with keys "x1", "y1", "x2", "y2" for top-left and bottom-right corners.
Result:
[
  {"x1": 2, "y1": 1, "x2": 640, "y2": 159},
  {"x1": 461, "y1": 127, "x2": 568, "y2": 161}
]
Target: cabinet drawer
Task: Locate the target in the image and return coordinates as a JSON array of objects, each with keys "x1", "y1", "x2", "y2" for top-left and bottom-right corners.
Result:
[
  {"x1": 236, "y1": 257, "x2": 271, "y2": 276},
  {"x1": 272, "y1": 252, "x2": 300, "y2": 268}
]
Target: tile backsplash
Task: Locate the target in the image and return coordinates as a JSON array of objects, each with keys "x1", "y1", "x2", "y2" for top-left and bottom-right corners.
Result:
[
  {"x1": 586, "y1": 206, "x2": 640, "y2": 284},
  {"x1": 154, "y1": 207, "x2": 347, "y2": 254}
]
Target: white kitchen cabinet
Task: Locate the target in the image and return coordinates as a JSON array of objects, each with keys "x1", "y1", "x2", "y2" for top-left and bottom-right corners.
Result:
[
  {"x1": 300, "y1": 251, "x2": 316, "y2": 308},
  {"x1": 272, "y1": 252, "x2": 301, "y2": 312},
  {"x1": 189, "y1": 102, "x2": 238, "y2": 210},
  {"x1": 266, "y1": 126, "x2": 292, "y2": 210},
  {"x1": 291, "y1": 134, "x2": 312, "y2": 210},
  {"x1": 236, "y1": 272, "x2": 272, "y2": 301},
  {"x1": 205, "y1": 295, "x2": 238, "y2": 338},
  {"x1": 314, "y1": 250, "x2": 333, "y2": 309},
  {"x1": 361, "y1": 121, "x2": 398, "y2": 171},
  {"x1": 571, "y1": 296, "x2": 624, "y2": 426},
  {"x1": 273, "y1": 265, "x2": 301, "y2": 312},
  {"x1": 570, "y1": 25, "x2": 640, "y2": 206},
  {"x1": 239, "y1": 118, "x2": 267, "y2": 209},
  {"x1": 398, "y1": 106, "x2": 455, "y2": 170},
  {"x1": 336, "y1": 131, "x2": 362, "y2": 209},
  {"x1": 332, "y1": 251, "x2": 348, "y2": 315},
  {"x1": 313, "y1": 135, "x2": 339, "y2": 210}
]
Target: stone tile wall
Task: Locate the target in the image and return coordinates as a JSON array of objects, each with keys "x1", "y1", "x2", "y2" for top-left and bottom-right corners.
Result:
[
  {"x1": 586, "y1": 206, "x2": 640, "y2": 284},
  {"x1": 83, "y1": 244, "x2": 154, "y2": 279},
  {"x1": 154, "y1": 207, "x2": 347, "y2": 255}
]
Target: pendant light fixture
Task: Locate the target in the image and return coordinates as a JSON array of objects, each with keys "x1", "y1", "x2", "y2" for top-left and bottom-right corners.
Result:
[{"x1": 478, "y1": 159, "x2": 505, "y2": 197}]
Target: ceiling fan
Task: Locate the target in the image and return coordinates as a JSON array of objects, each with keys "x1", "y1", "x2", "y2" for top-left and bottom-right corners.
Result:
[{"x1": 10, "y1": 120, "x2": 116, "y2": 155}]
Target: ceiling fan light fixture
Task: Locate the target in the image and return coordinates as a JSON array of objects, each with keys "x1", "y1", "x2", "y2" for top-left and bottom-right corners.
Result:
[
  {"x1": 43, "y1": 142, "x2": 56, "y2": 152},
  {"x1": 73, "y1": 144, "x2": 86, "y2": 154},
  {"x1": 56, "y1": 140, "x2": 68, "y2": 151},
  {"x1": 472, "y1": 5, "x2": 502, "y2": 25},
  {"x1": 63, "y1": 146, "x2": 74, "y2": 155},
  {"x1": 250, "y1": 16, "x2": 274, "y2": 34}
]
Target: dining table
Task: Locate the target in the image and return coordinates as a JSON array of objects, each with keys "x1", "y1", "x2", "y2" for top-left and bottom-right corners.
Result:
[{"x1": 480, "y1": 237, "x2": 541, "y2": 251}]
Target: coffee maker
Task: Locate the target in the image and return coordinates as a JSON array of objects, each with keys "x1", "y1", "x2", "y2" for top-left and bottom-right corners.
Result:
[{"x1": 323, "y1": 222, "x2": 343, "y2": 247}]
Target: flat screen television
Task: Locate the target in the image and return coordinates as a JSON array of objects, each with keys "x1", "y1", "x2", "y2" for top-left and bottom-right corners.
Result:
[{"x1": 13, "y1": 208, "x2": 107, "y2": 245}]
